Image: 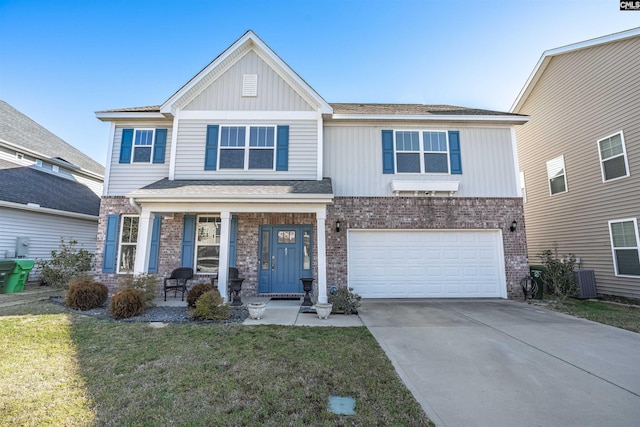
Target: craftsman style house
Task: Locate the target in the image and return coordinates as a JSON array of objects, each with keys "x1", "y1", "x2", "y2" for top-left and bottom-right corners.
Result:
[
  {"x1": 95, "y1": 31, "x2": 529, "y2": 302},
  {"x1": 512, "y1": 28, "x2": 640, "y2": 298}
]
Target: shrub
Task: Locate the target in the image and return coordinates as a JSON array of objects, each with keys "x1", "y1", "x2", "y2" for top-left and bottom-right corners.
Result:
[
  {"x1": 190, "y1": 288, "x2": 230, "y2": 321},
  {"x1": 37, "y1": 239, "x2": 94, "y2": 289},
  {"x1": 539, "y1": 248, "x2": 577, "y2": 300},
  {"x1": 329, "y1": 287, "x2": 361, "y2": 314},
  {"x1": 109, "y1": 289, "x2": 146, "y2": 319},
  {"x1": 65, "y1": 279, "x2": 108, "y2": 311},
  {"x1": 118, "y1": 273, "x2": 158, "y2": 307},
  {"x1": 187, "y1": 283, "x2": 215, "y2": 308}
]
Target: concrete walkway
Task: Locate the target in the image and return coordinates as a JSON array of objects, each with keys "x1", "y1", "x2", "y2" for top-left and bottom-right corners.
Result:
[{"x1": 359, "y1": 299, "x2": 640, "y2": 427}]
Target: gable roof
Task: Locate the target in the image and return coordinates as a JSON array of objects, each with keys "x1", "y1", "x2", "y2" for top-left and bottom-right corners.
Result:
[
  {"x1": 511, "y1": 27, "x2": 640, "y2": 113},
  {"x1": 0, "y1": 158, "x2": 100, "y2": 216},
  {"x1": 0, "y1": 100, "x2": 105, "y2": 177}
]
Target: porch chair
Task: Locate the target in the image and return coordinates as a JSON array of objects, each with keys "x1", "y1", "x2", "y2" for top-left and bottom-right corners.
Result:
[{"x1": 164, "y1": 267, "x2": 194, "y2": 301}]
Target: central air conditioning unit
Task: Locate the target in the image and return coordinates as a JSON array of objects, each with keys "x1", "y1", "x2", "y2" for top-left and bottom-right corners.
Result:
[{"x1": 573, "y1": 269, "x2": 597, "y2": 299}]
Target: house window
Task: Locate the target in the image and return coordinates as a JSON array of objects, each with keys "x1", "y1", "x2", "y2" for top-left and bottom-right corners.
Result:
[
  {"x1": 118, "y1": 215, "x2": 139, "y2": 273},
  {"x1": 608, "y1": 219, "x2": 640, "y2": 277},
  {"x1": 395, "y1": 130, "x2": 449, "y2": 174},
  {"x1": 598, "y1": 131, "x2": 629, "y2": 182},
  {"x1": 132, "y1": 129, "x2": 155, "y2": 163},
  {"x1": 219, "y1": 125, "x2": 275, "y2": 170},
  {"x1": 195, "y1": 216, "x2": 221, "y2": 273},
  {"x1": 546, "y1": 155, "x2": 567, "y2": 195}
]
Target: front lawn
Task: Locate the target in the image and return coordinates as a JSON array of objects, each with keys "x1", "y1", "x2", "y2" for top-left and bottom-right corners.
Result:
[
  {"x1": 0, "y1": 301, "x2": 433, "y2": 426},
  {"x1": 537, "y1": 297, "x2": 640, "y2": 333}
]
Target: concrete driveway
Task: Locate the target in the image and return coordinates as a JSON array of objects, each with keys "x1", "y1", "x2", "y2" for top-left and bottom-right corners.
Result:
[{"x1": 359, "y1": 299, "x2": 640, "y2": 427}]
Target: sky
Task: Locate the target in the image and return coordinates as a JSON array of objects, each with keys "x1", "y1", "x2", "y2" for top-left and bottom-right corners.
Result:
[{"x1": 0, "y1": 0, "x2": 638, "y2": 168}]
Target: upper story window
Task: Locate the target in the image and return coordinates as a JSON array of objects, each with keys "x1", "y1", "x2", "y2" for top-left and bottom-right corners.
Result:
[
  {"x1": 118, "y1": 215, "x2": 139, "y2": 273},
  {"x1": 395, "y1": 130, "x2": 449, "y2": 174},
  {"x1": 598, "y1": 131, "x2": 629, "y2": 182},
  {"x1": 546, "y1": 155, "x2": 567, "y2": 195},
  {"x1": 608, "y1": 218, "x2": 640, "y2": 277},
  {"x1": 219, "y1": 125, "x2": 275, "y2": 170},
  {"x1": 133, "y1": 129, "x2": 155, "y2": 163}
]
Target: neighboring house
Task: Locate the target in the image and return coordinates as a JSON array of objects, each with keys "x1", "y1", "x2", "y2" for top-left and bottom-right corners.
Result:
[
  {"x1": 512, "y1": 28, "x2": 640, "y2": 298},
  {"x1": 0, "y1": 100, "x2": 104, "y2": 279},
  {"x1": 95, "y1": 31, "x2": 529, "y2": 302}
]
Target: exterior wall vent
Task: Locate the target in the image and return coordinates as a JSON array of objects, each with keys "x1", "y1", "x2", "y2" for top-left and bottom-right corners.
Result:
[
  {"x1": 573, "y1": 269, "x2": 597, "y2": 299},
  {"x1": 242, "y1": 74, "x2": 258, "y2": 97}
]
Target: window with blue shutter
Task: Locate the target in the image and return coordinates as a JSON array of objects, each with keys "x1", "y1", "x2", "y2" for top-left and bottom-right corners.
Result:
[
  {"x1": 102, "y1": 214, "x2": 119, "y2": 273},
  {"x1": 382, "y1": 130, "x2": 395, "y2": 174},
  {"x1": 384, "y1": 129, "x2": 462, "y2": 175},
  {"x1": 229, "y1": 215, "x2": 238, "y2": 267},
  {"x1": 204, "y1": 125, "x2": 219, "y2": 170},
  {"x1": 276, "y1": 125, "x2": 289, "y2": 171},
  {"x1": 152, "y1": 129, "x2": 167, "y2": 164},
  {"x1": 148, "y1": 216, "x2": 162, "y2": 273},
  {"x1": 119, "y1": 129, "x2": 134, "y2": 164},
  {"x1": 448, "y1": 130, "x2": 462, "y2": 174},
  {"x1": 181, "y1": 215, "x2": 196, "y2": 268}
]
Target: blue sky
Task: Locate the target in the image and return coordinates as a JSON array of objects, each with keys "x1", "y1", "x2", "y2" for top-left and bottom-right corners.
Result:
[{"x1": 0, "y1": 0, "x2": 637, "y2": 167}]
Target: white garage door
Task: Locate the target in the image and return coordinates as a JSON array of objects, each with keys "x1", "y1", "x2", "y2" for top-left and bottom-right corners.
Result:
[{"x1": 348, "y1": 230, "x2": 506, "y2": 298}]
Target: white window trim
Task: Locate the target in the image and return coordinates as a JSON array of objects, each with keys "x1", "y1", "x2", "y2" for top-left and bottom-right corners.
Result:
[
  {"x1": 218, "y1": 125, "x2": 276, "y2": 171},
  {"x1": 132, "y1": 128, "x2": 156, "y2": 164},
  {"x1": 608, "y1": 218, "x2": 640, "y2": 278},
  {"x1": 117, "y1": 215, "x2": 139, "y2": 274},
  {"x1": 597, "y1": 131, "x2": 630, "y2": 183},
  {"x1": 194, "y1": 215, "x2": 221, "y2": 274},
  {"x1": 394, "y1": 129, "x2": 450, "y2": 175},
  {"x1": 546, "y1": 155, "x2": 568, "y2": 195}
]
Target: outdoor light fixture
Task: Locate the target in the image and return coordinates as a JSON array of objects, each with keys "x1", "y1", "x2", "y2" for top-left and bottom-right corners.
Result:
[
  {"x1": 509, "y1": 220, "x2": 517, "y2": 232},
  {"x1": 336, "y1": 220, "x2": 341, "y2": 232}
]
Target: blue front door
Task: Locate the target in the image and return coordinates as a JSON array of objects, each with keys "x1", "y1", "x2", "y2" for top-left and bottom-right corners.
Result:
[{"x1": 258, "y1": 225, "x2": 313, "y2": 293}]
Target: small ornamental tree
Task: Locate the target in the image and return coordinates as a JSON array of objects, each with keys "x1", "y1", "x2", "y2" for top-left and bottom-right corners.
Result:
[{"x1": 37, "y1": 239, "x2": 94, "y2": 289}]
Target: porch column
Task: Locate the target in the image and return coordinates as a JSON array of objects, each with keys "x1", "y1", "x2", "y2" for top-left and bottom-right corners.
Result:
[
  {"x1": 316, "y1": 208, "x2": 328, "y2": 304},
  {"x1": 134, "y1": 208, "x2": 153, "y2": 274},
  {"x1": 218, "y1": 211, "x2": 231, "y2": 302}
]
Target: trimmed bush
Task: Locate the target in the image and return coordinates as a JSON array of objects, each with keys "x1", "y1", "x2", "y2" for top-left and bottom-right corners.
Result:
[
  {"x1": 329, "y1": 287, "x2": 361, "y2": 314},
  {"x1": 191, "y1": 288, "x2": 230, "y2": 321},
  {"x1": 109, "y1": 289, "x2": 146, "y2": 320},
  {"x1": 65, "y1": 279, "x2": 108, "y2": 311},
  {"x1": 187, "y1": 283, "x2": 215, "y2": 308}
]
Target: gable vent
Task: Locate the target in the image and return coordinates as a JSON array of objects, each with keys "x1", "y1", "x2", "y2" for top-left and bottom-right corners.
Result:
[{"x1": 242, "y1": 74, "x2": 258, "y2": 97}]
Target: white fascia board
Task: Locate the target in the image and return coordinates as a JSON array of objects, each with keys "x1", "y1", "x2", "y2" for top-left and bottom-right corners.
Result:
[
  {"x1": 0, "y1": 200, "x2": 99, "y2": 221},
  {"x1": 511, "y1": 27, "x2": 640, "y2": 113},
  {"x1": 131, "y1": 201, "x2": 330, "y2": 214},
  {"x1": 127, "y1": 194, "x2": 334, "y2": 204},
  {"x1": 95, "y1": 112, "x2": 167, "y2": 121},
  {"x1": 330, "y1": 114, "x2": 529, "y2": 124},
  {"x1": 177, "y1": 110, "x2": 319, "y2": 121}
]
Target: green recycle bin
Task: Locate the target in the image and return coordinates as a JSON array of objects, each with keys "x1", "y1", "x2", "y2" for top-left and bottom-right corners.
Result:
[
  {"x1": 529, "y1": 265, "x2": 545, "y2": 299},
  {"x1": 0, "y1": 259, "x2": 35, "y2": 294}
]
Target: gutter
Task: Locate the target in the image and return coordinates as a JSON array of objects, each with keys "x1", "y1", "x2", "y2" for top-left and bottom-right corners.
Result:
[{"x1": 129, "y1": 197, "x2": 142, "y2": 214}]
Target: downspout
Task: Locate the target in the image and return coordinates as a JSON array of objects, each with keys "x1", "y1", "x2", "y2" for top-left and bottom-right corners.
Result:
[{"x1": 129, "y1": 197, "x2": 141, "y2": 214}]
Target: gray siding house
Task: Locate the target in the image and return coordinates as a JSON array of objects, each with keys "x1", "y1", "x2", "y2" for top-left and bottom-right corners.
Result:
[
  {"x1": 512, "y1": 28, "x2": 640, "y2": 298},
  {"x1": 95, "y1": 31, "x2": 529, "y2": 301},
  {"x1": 0, "y1": 100, "x2": 104, "y2": 278}
]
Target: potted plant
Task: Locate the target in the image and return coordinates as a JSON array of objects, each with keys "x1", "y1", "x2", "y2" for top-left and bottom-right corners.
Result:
[
  {"x1": 247, "y1": 302, "x2": 266, "y2": 319},
  {"x1": 314, "y1": 303, "x2": 333, "y2": 319}
]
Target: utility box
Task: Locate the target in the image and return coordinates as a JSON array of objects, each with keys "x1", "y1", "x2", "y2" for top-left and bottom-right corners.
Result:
[
  {"x1": 15, "y1": 237, "x2": 30, "y2": 257},
  {"x1": 573, "y1": 269, "x2": 597, "y2": 299}
]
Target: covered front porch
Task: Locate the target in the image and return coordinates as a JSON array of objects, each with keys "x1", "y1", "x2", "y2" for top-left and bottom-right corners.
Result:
[{"x1": 127, "y1": 179, "x2": 334, "y2": 303}]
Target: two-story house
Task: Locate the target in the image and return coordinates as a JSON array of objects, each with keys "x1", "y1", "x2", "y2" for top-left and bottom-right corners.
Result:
[
  {"x1": 0, "y1": 100, "x2": 104, "y2": 278},
  {"x1": 95, "y1": 31, "x2": 529, "y2": 302},
  {"x1": 512, "y1": 28, "x2": 639, "y2": 298}
]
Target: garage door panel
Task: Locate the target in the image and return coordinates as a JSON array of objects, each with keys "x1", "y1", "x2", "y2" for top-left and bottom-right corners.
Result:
[{"x1": 348, "y1": 230, "x2": 505, "y2": 298}]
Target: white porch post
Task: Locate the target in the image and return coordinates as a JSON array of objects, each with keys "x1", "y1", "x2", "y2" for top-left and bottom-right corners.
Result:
[
  {"x1": 316, "y1": 208, "x2": 328, "y2": 304},
  {"x1": 134, "y1": 208, "x2": 153, "y2": 274},
  {"x1": 218, "y1": 211, "x2": 231, "y2": 302}
]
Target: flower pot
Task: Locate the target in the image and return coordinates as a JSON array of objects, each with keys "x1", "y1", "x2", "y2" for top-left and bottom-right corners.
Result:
[
  {"x1": 314, "y1": 303, "x2": 333, "y2": 320},
  {"x1": 247, "y1": 302, "x2": 266, "y2": 320}
]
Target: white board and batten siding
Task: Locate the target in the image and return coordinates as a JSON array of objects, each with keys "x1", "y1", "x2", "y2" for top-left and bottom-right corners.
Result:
[
  {"x1": 323, "y1": 124, "x2": 518, "y2": 197},
  {"x1": 348, "y1": 230, "x2": 506, "y2": 298},
  {"x1": 107, "y1": 122, "x2": 173, "y2": 196},
  {"x1": 0, "y1": 207, "x2": 98, "y2": 279},
  {"x1": 174, "y1": 119, "x2": 318, "y2": 180}
]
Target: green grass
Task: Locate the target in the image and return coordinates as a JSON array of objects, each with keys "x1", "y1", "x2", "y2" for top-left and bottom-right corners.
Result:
[
  {"x1": 540, "y1": 297, "x2": 640, "y2": 333},
  {"x1": 0, "y1": 301, "x2": 433, "y2": 426}
]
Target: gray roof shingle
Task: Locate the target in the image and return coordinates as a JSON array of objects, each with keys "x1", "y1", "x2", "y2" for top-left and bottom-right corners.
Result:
[{"x1": 0, "y1": 100, "x2": 105, "y2": 176}]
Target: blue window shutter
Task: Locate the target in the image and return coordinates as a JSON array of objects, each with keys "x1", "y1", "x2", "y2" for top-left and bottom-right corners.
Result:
[
  {"x1": 102, "y1": 214, "x2": 119, "y2": 273},
  {"x1": 152, "y1": 129, "x2": 167, "y2": 164},
  {"x1": 229, "y1": 215, "x2": 238, "y2": 268},
  {"x1": 119, "y1": 129, "x2": 134, "y2": 164},
  {"x1": 204, "y1": 125, "x2": 219, "y2": 170},
  {"x1": 148, "y1": 216, "x2": 162, "y2": 273},
  {"x1": 181, "y1": 215, "x2": 196, "y2": 268},
  {"x1": 382, "y1": 130, "x2": 394, "y2": 174},
  {"x1": 448, "y1": 131, "x2": 462, "y2": 174},
  {"x1": 276, "y1": 125, "x2": 289, "y2": 171}
]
